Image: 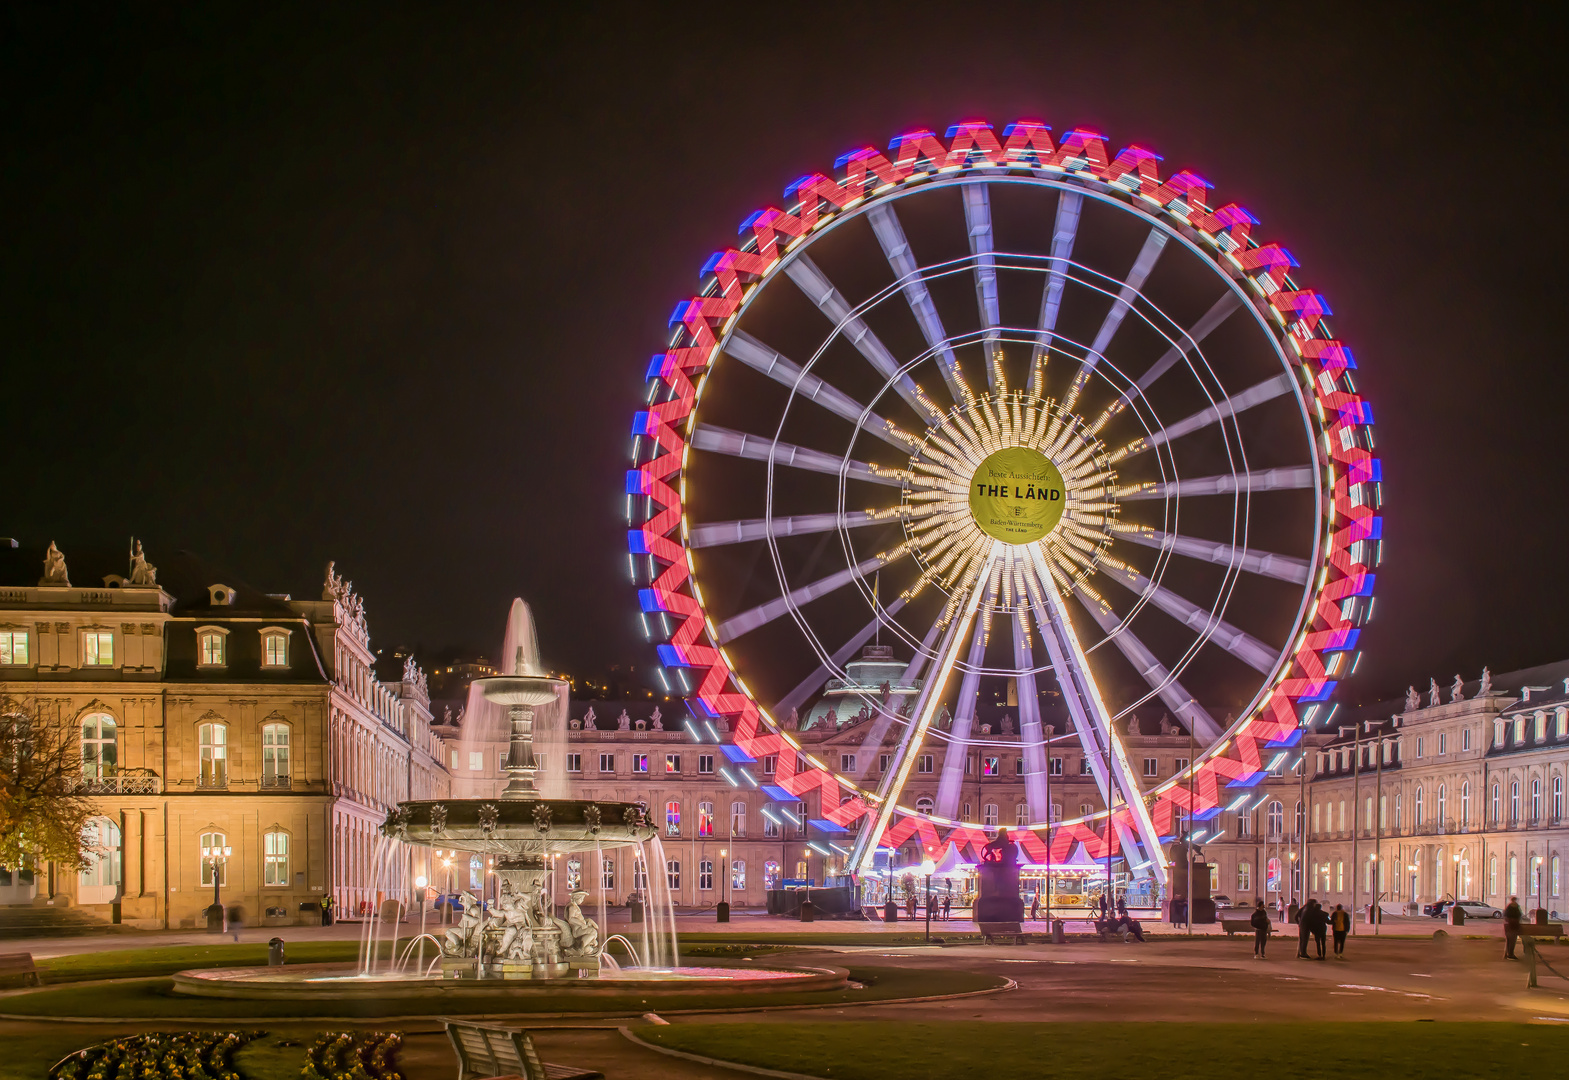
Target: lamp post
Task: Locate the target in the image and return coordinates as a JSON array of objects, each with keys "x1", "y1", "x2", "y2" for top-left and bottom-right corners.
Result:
[
  {"x1": 441, "y1": 853, "x2": 454, "y2": 925},
  {"x1": 201, "y1": 843, "x2": 232, "y2": 932},
  {"x1": 1369, "y1": 852, "x2": 1380, "y2": 934},
  {"x1": 718, "y1": 847, "x2": 730, "y2": 923},
  {"x1": 920, "y1": 858, "x2": 936, "y2": 943},
  {"x1": 1452, "y1": 851, "x2": 1461, "y2": 906}
]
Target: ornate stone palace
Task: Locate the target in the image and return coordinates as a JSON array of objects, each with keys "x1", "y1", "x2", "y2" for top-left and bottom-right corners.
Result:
[{"x1": 0, "y1": 541, "x2": 449, "y2": 927}]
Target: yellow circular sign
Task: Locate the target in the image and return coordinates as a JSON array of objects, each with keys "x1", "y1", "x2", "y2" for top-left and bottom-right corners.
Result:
[{"x1": 968, "y1": 447, "x2": 1065, "y2": 544}]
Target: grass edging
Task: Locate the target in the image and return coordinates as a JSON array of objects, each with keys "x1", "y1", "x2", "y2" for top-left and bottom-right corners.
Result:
[{"x1": 622, "y1": 1025, "x2": 823, "y2": 1080}]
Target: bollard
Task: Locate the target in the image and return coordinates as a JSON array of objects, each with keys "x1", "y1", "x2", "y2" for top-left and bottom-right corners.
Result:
[
  {"x1": 629, "y1": 897, "x2": 644, "y2": 924},
  {"x1": 268, "y1": 937, "x2": 286, "y2": 967},
  {"x1": 716, "y1": 901, "x2": 730, "y2": 924},
  {"x1": 799, "y1": 899, "x2": 815, "y2": 923},
  {"x1": 884, "y1": 901, "x2": 899, "y2": 923},
  {"x1": 1052, "y1": 918, "x2": 1066, "y2": 944},
  {"x1": 205, "y1": 903, "x2": 224, "y2": 933}
]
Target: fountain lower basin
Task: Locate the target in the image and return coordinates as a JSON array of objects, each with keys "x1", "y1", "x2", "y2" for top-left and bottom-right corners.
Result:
[{"x1": 169, "y1": 960, "x2": 847, "y2": 1000}]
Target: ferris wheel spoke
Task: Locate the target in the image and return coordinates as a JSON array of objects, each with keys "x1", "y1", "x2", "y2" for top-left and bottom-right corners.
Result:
[
  {"x1": 784, "y1": 255, "x2": 927, "y2": 415},
  {"x1": 1031, "y1": 190, "x2": 1083, "y2": 370},
  {"x1": 1114, "y1": 526, "x2": 1311, "y2": 584},
  {"x1": 690, "y1": 424, "x2": 904, "y2": 487},
  {"x1": 1010, "y1": 610, "x2": 1051, "y2": 820},
  {"x1": 1091, "y1": 292, "x2": 1243, "y2": 432},
  {"x1": 1072, "y1": 587, "x2": 1224, "y2": 744},
  {"x1": 1116, "y1": 371, "x2": 1295, "y2": 460},
  {"x1": 1117, "y1": 465, "x2": 1315, "y2": 501},
  {"x1": 853, "y1": 616, "x2": 946, "y2": 778},
  {"x1": 771, "y1": 597, "x2": 909, "y2": 721},
  {"x1": 688, "y1": 510, "x2": 884, "y2": 550},
  {"x1": 1025, "y1": 545, "x2": 1167, "y2": 884},
  {"x1": 933, "y1": 604, "x2": 991, "y2": 817},
  {"x1": 1100, "y1": 565, "x2": 1277, "y2": 673},
  {"x1": 725, "y1": 330, "x2": 910, "y2": 450},
  {"x1": 866, "y1": 204, "x2": 966, "y2": 402},
  {"x1": 1063, "y1": 227, "x2": 1170, "y2": 411},
  {"x1": 961, "y1": 185, "x2": 1002, "y2": 388},
  {"x1": 715, "y1": 550, "x2": 910, "y2": 645}
]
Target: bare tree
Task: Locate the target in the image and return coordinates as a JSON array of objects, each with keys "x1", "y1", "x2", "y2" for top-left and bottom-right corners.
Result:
[{"x1": 0, "y1": 697, "x2": 94, "y2": 872}]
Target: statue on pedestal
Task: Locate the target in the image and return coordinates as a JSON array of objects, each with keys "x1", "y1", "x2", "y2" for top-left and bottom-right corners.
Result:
[
  {"x1": 583, "y1": 707, "x2": 597, "y2": 731},
  {"x1": 1477, "y1": 667, "x2": 1493, "y2": 697},
  {"x1": 617, "y1": 710, "x2": 631, "y2": 731},
  {"x1": 564, "y1": 890, "x2": 598, "y2": 957},
  {"x1": 1427, "y1": 679, "x2": 1441, "y2": 708},
  {"x1": 651, "y1": 707, "x2": 663, "y2": 731},
  {"x1": 1451, "y1": 674, "x2": 1465, "y2": 703},
  {"x1": 40, "y1": 541, "x2": 69, "y2": 586},
  {"x1": 128, "y1": 539, "x2": 157, "y2": 586},
  {"x1": 974, "y1": 828, "x2": 1024, "y2": 924},
  {"x1": 1405, "y1": 686, "x2": 1421, "y2": 712},
  {"x1": 443, "y1": 891, "x2": 482, "y2": 957}
]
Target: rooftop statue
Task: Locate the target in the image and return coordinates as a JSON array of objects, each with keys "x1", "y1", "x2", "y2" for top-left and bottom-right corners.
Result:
[
  {"x1": 1477, "y1": 667, "x2": 1493, "y2": 697},
  {"x1": 1451, "y1": 674, "x2": 1465, "y2": 703},
  {"x1": 1000, "y1": 713, "x2": 1015, "y2": 736},
  {"x1": 1405, "y1": 686, "x2": 1421, "y2": 712},
  {"x1": 323, "y1": 560, "x2": 345, "y2": 601},
  {"x1": 651, "y1": 707, "x2": 663, "y2": 731},
  {"x1": 617, "y1": 709, "x2": 630, "y2": 731},
  {"x1": 1427, "y1": 679, "x2": 1442, "y2": 708},
  {"x1": 582, "y1": 706, "x2": 597, "y2": 731},
  {"x1": 40, "y1": 541, "x2": 69, "y2": 586},
  {"x1": 128, "y1": 539, "x2": 157, "y2": 586}
]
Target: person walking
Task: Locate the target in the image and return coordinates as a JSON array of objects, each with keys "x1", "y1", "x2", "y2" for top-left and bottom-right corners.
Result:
[
  {"x1": 1030, "y1": 893, "x2": 1040, "y2": 922},
  {"x1": 1251, "y1": 899, "x2": 1271, "y2": 959},
  {"x1": 1116, "y1": 895, "x2": 1128, "y2": 919},
  {"x1": 1504, "y1": 896, "x2": 1524, "y2": 960},
  {"x1": 942, "y1": 893, "x2": 951, "y2": 921},
  {"x1": 319, "y1": 893, "x2": 334, "y2": 926},
  {"x1": 1310, "y1": 900, "x2": 1329, "y2": 960},
  {"x1": 1331, "y1": 903, "x2": 1350, "y2": 959},
  {"x1": 1297, "y1": 899, "x2": 1313, "y2": 959}
]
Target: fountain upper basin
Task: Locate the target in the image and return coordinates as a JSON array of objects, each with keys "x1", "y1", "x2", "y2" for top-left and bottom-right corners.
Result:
[
  {"x1": 473, "y1": 674, "x2": 566, "y2": 706},
  {"x1": 387, "y1": 798, "x2": 656, "y2": 854}
]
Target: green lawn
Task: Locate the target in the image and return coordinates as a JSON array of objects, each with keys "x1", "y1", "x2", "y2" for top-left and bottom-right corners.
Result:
[
  {"x1": 0, "y1": 965, "x2": 1003, "y2": 1019},
  {"x1": 36, "y1": 941, "x2": 365, "y2": 983},
  {"x1": 640, "y1": 1021, "x2": 1569, "y2": 1080}
]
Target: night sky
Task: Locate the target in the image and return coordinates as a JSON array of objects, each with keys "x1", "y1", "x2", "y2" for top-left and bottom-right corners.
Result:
[{"x1": 3, "y1": 5, "x2": 1564, "y2": 702}]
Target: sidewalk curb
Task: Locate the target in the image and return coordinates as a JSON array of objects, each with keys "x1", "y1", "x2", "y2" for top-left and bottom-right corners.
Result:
[{"x1": 621, "y1": 1026, "x2": 828, "y2": 1080}]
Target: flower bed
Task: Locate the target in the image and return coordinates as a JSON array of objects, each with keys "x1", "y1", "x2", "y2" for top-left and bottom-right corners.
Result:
[
  {"x1": 300, "y1": 1032, "x2": 403, "y2": 1080},
  {"x1": 49, "y1": 1031, "x2": 265, "y2": 1080}
]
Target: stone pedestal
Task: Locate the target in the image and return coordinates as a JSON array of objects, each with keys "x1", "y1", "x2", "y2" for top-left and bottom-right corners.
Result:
[{"x1": 441, "y1": 957, "x2": 479, "y2": 979}]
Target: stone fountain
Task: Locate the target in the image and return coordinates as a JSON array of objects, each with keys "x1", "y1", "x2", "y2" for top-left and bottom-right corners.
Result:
[{"x1": 381, "y1": 600, "x2": 656, "y2": 979}]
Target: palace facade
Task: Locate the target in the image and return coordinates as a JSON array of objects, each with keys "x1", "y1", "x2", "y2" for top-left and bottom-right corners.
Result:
[{"x1": 0, "y1": 542, "x2": 449, "y2": 927}]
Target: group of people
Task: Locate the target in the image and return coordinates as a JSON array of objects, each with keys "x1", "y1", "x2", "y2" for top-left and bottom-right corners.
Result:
[
  {"x1": 905, "y1": 892, "x2": 954, "y2": 920},
  {"x1": 1248, "y1": 898, "x2": 1350, "y2": 960}
]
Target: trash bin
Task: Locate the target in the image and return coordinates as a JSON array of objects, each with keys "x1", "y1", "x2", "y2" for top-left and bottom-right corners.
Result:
[
  {"x1": 268, "y1": 937, "x2": 286, "y2": 966},
  {"x1": 716, "y1": 901, "x2": 730, "y2": 923},
  {"x1": 205, "y1": 903, "x2": 225, "y2": 933},
  {"x1": 884, "y1": 901, "x2": 899, "y2": 922},
  {"x1": 629, "y1": 897, "x2": 644, "y2": 924},
  {"x1": 1448, "y1": 906, "x2": 1466, "y2": 926},
  {"x1": 1051, "y1": 919, "x2": 1066, "y2": 944}
]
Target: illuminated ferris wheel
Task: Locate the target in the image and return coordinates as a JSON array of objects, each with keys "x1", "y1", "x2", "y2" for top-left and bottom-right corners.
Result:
[{"x1": 627, "y1": 119, "x2": 1381, "y2": 885}]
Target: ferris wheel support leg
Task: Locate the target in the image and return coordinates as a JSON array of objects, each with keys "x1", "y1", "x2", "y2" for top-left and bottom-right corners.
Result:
[
  {"x1": 1010, "y1": 611, "x2": 1052, "y2": 821},
  {"x1": 934, "y1": 611, "x2": 990, "y2": 818},
  {"x1": 1027, "y1": 546, "x2": 1169, "y2": 889},
  {"x1": 855, "y1": 617, "x2": 946, "y2": 778},
  {"x1": 847, "y1": 546, "x2": 998, "y2": 874}
]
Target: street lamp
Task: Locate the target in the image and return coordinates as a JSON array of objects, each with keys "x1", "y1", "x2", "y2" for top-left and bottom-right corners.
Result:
[
  {"x1": 1369, "y1": 852, "x2": 1380, "y2": 934},
  {"x1": 920, "y1": 857, "x2": 936, "y2": 943},
  {"x1": 718, "y1": 848, "x2": 730, "y2": 923},
  {"x1": 1452, "y1": 851, "x2": 1461, "y2": 906},
  {"x1": 201, "y1": 843, "x2": 232, "y2": 931}
]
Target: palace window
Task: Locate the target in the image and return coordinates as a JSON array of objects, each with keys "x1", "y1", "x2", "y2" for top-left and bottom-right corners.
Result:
[
  {"x1": 1531, "y1": 778, "x2": 1542, "y2": 822},
  {"x1": 82, "y1": 630, "x2": 114, "y2": 666},
  {"x1": 1437, "y1": 784, "x2": 1447, "y2": 823},
  {"x1": 470, "y1": 856, "x2": 482, "y2": 891},
  {"x1": 199, "y1": 722, "x2": 228, "y2": 787},
  {"x1": 262, "y1": 629, "x2": 289, "y2": 667},
  {"x1": 915, "y1": 796, "x2": 934, "y2": 816},
  {"x1": 795, "y1": 802, "x2": 808, "y2": 835},
  {"x1": 599, "y1": 753, "x2": 615, "y2": 773},
  {"x1": 0, "y1": 629, "x2": 27, "y2": 665},
  {"x1": 566, "y1": 753, "x2": 581, "y2": 773},
  {"x1": 699, "y1": 859, "x2": 713, "y2": 891},
  {"x1": 633, "y1": 754, "x2": 648, "y2": 773},
  {"x1": 1238, "y1": 863, "x2": 1251, "y2": 891},
  {"x1": 732, "y1": 859, "x2": 746, "y2": 890},
  {"x1": 983, "y1": 757, "x2": 999, "y2": 777},
  {"x1": 1015, "y1": 803, "x2": 1028, "y2": 827},
  {"x1": 1050, "y1": 803, "x2": 1062, "y2": 822},
  {"x1": 699, "y1": 754, "x2": 714, "y2": 774},
  {"x1": 918, "y1": 754, "x2": 934, "y2": 773},
  {"x1": 197, "y1": 628, "x2": 228, "y2": 667},
  {"x1": 1015, "y1": 757, "x2": 1025, "y2": 776},
  {"x1": 81, "y1": 714, "x2": 117, "y2": 780},
  {"x1": 762, "y1": 755, "x2": 777, "y2": 775},
  {"x1": 1143, "y1": 757, "x2": 1158, "y2": 778},
  {"x1": 1509, "y1": 855, "x2": 1519, "y2": 896},
  {"x1": 1414, "y1": 737, "x2": 1423, "y2": 759},
  {"x1": 1463, "y1": 727, "x2": 1472, "y2": 751},
  {"x1": 1511, "y1": 781, "x2": 1521, "y2": 822},
  {"x1": 1049, "y1": 757, "x2": 1063, "y2": 776},
  {"x1": 602, "y1": 858, "x2": 615, "y2": 891},
  {"x1": 1537, "y1": 713, "x2": 1549, "y2": 741},
  {"x1": 1295, "y1": 801, "x2": 1304, "y2": 838},
  {"x1": 763, "y1": 860, "x2": 781, "y2": 889},
  {"x1": 697, "y1": 801, "x2": 714, "y2": 837},
  {"x1": 633, "y1": 856, "x2": 647, "y2": 892},
  {"x1": 1489, "y1": 855, "x2": 1498, "y2": 896},
  {"x1": 1414, "y1": 787, "x2": 1424, "y2": 828},
  {"x1": 1080, "y1": 757, "x2": 1092, "y2": 775},
  {"x1": 1438, "y1": 732, "x2": 1447, "y2": 755},
  {"x1": 730, "y1": 801, "x2": 746, "y2": 836},
  {"x1": 566, "y1": 859, "x2": 582, "y2": 891},
  {"x1": 666, "y1": 859, "x2": 680, "y2": 892},
  {"x1": 1553, "y1": 855, "x2": 1562, "y2": 899},
  {"x1": 1514, "y1": 717, "x2": 1526, "y2": 745},
  {"x1": 1267, "y1": 801, "x2": 1284, "y2": 837},
  {"x1": 763, "y1": 812, "x2": 780, "y2": 838},
  {"x1": 1461, "y1": 781, "x2": 1471, "y2": 825},
  {"x1": 841, "y1": 754, "x2": 856, "y2": 772},
  {"x1": 79, "y1": 818, "x2": 120, "y2": 889},
  {"x1": 983, "y1": 804, "x2": 998, "y2": 829},
  {"x1": 1553, "y1": 775, "x2": 1564, "y2": 821},
  {"x1": 261, "y1": 723, "x2": 290, "y2": 787},
  {"x1": 879, "y1": 753, "x2": 890, "y2": 773},
  {"x1": 1559, "y1": 710, "x2": 1569, "y2": 739},
  {"x1": 666, "y1": 753, "x2": 681, "y2": 774},
  {"x1": 1393, "y1": 793, "x2": 1402, "y2": 829},
  {"x1": 665, "y1": 801, "x2": 681, "y2": 836},
  {"x1": 200, "y1": 830, "x2": 229, "y2": 887},
  {"x1": 1492, "y1": 783, "x2": 1501, "y2": 823},
  {"x1": 1080, "y1": 802, "x2": 1094, "y2": 819},
  {"x1": 264, "y1": 830, "x2": 290, "y2": 886}
]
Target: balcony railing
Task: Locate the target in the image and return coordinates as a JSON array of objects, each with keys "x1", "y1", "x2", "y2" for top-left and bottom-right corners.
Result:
[
  {"x1": 260, "y1": 775, "x2": 292, "y2": 790},
  {"x1": 73, "y1": 770, "x2": 162, "y2": 795}
]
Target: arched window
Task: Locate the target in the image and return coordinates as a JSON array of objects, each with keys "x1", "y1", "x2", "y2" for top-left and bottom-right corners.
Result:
[
  {"x1": 80, "y1": 714, "x2": 117, "y2": 781},
  {"x1": 262, "y1": 723, "x2": 290, "y2": 788},
  {"x1": 469, "y1": 856, "x2": 482, "y2": 891},
  {"x1": 1267, "y1": 801, "x2": 1283, "y2": 837},
  {"x1": 1511, "y1": 781, "x2": 1521, "y2": 823},
  {"x1": 261, "y1": 628, "x2": 290, "y2": 667},
  {"x1": 730, "y1": 802, "x2": 747, "y2": 836},
  {"x1": 198, "y1": 628, "x2": 227, "y2": 667},
  {"x1": 565, "y1": 858, "x2": 582, "y2": 890},
  {"x1": 1338, "y1": 800, "x2": 1347, "y2": 832},
  {"x1": 1555, "y1": 776, "x2": 1565, "y2": 822},
  {"x1": 1553, "y1": 855, "x2": 1562, "y2": 899},
  {"x1": 763, "y1": 860, "x2": 781, "y2": 889},
  {"x1": 1531, "y1": 778, "x2": 1542, "y2": 822},
  {"x1": 1509, "y1": 855, "x2": 1519, "y2": 896},
  {"x1": 1015, "y1": 803, "x2": 1029, "y2": 827},
  {"x1": 665, "y1": 801, "x2": 681, "y2": 836},
  {"x1": 79, "y1": 817, "x2": 120, "y2": 893},
  {"x1": 632, "y1": 856, "x2": 648, "y2": 892},
  {"x1": 1461, "y1": 781, "x2": 1471, "y2": 825},
  {"x1": 1238, "y1": 862, "x2": 1251, "y2": 892},
  {"x1": 199, "y1": 723, "x2": 227, "y2": 787},
  {"x1": 201, "y1": 830, "x2": 228, "y2": 887},
  {"x1": 1393, "y1": 793, "x2": 1401, "y2": 829},
  {"x1": 666, "y1": 859, "x2": 680, "y2": 891},
  {"x1": 1294, "y1": 800, "x2": 1304, "y2": 838},
  {"x1": 915, "y1": 796, "x2": 935, "y2": 815},
  {"x1": 1492, "y1": 783, "x2": 1501, "y2": 824},
  {"x1": 699, "y1": 859, "x2": 713, "y2": 891},
  {"x1": 1266, "y1": 857, "x2": 1281, "y2": 893},
  {"x1": 1489, "y1": 855, "x2": 1498, "y2": 896},
  {"x1": 731, "y1": 859, "x2": 746, "y2": 890},
  {"x1": 601, "y1": 857, "x2": 615, "y2": 891},
  {"x1": 263, "y1": 830, "x2": 290, "y2": 886},
  {"x1": 1437, "y1": 784, "x2": 1447, "y2": 824},
  {"x1": 697, "y1": 801, "x2": 714, "y2": 837},
  {"x1": 983, "y1": 803, "x2": 999, "y2": 828},
  {"x1": 1414, "y1": 786, "x2": 1424, "y2": 828}
]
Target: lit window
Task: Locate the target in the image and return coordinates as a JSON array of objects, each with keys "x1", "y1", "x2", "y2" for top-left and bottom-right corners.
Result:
[
  {"x1": 763, "y1": 813, "x2": 780, "y2": 838},
  {"x1": 449, "y1": 749, "x2": 458, "y2": 769},
  {"x1": 565, "y1": 859, "x2": 582, "y2": 890},
  {"x1": 1489, "y1": 855, "x2": 1498, "y2": 896},
  {"x1": 200, "y1": 830, "x2": 228, "y2": 887},
  {"x1": 1414, "y1": 737, "x2": 1423, "y2": 759},
  {"x1": 698, "y1": 801, "x2": 714, "y2": 837},
  {"x1": 665, "y1": 801, "x2": 681, "y2": 836},
  {"x1": 918, "y1": 754, "x2": 933, "y2": 773},
  {"x1": 198, "y1": 630, "x2": 226, "y2": 667},
  {"x1": 1463, "y1": 728, "x2": 1472, "y2": 751},
  {"x1": 731, "y1": 801, "x2": 746, "y2": 836},
  {"x1": 1015, "y1": 757, "x2": 1024, "y2": 776},
  {"x1": 82, "y1": 630, "x2": 114, "y2": 666},
  {"x1": 1438, "y1": 731, "x2": 1447, "y2": 755},
  {"x1": 1509, "y1": 855, "x2": 1518, "y2": 896},
  {"x1": 1531, "y1": 778, "x2": 1542, "y2": 822},
  {"x1": 1554, "y1": 776, "x2": 1564, "y2": 821},
  {"x1": 262, "y1": 723, "x2": 290, "y2": 787},
  {"x1": 1514, "y1": 717, "x2": 1525, "y2": 745},
  {"x1": 1143, "y1": 757, "x2": 1158, "y2": 777},
  {"x1": 632, "y1": 856, "x2": 647, "y2": 892},
  {"x1": 199, "y1": 723, "x2": 228, "y2": 787},
  {"x1": 0, "y1": 629, "x2": 28, "y2": 665},
  {"x1": 602, "y1": 858, "x2": 616, "y2": 891},
  {"x1": 633, "y1": 754, "x2": 648, "y2": 773},
  {"x1": 795, "y1": 803, "x2": 808, "y2": 834},
  {"x1": 666, "y1": 753, "x2": 681, "y2": 774},
  {"x1": 1461, "y1": 781, "x2": 1471, "y2": 825},
  {"x1": 1050, "y1": 803, "x2": 1062, "y2": 822},
  {"x1": 731, "y1": 859, "x2": 746, "y2": 890},
  {"x1": 81, "y1": 713, "x2": 117, "y2": 780},
  {"x1": 1536, "y1": 713, "x2": 1548, "y2": 741},
  {"x1": 1080, "y1": 758, "x2": 1092, "y2": 775},
  {"x1": 1080, "y1": 802, "x2": 1093, "y2": 818},
  {"x1": 469, "y1": 751, "x2": 484, "y2": 772},
  {"x1": 666, "y1": 859, "x2": 680, "y2": 891},
  {"x1": 599, "y1": 753, "x2": 615, "y2": 772},
  {"x1": 79, "y1": 817, "x2": 121, "y2": 889},
  {"x1": 1238, "y1": 862, "x2": 1251, "y2": 891},
  {"x1": 698, "y1": 754, "x2": 714, "y2": 774},
  {"x1": 982, "y1": 757, "x2": 999, "y2": 777},
  {"x1": 262, "y1": 631, "x2": 289, "y2": 667},
  {"x1": 1267, "y1": 801, "x2": 1284, "y2": 836},
  {"x1": 1511, "y1": 781, "x2": 1521, "y2": 822},
  {"x1": 699, "y1": 859, "x2": 713, "y2": 891},
  {"x1": 264, "y1": 831, "x2": 290, "y2": 886},
  {"x1": 915, "y1": 796, "x2": 934, "y2": 815}
]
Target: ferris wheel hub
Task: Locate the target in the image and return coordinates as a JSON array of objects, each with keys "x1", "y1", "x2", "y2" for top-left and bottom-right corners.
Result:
[{"x1": 968, "y1": 446, "x2": 1064, "y2": 544}]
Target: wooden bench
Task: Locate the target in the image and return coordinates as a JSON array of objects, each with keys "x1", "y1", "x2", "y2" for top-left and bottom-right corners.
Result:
[
  {"x1": 1221, "y1": 918, "x2": 1271, "y2": 937},
  {"x1": 1523, "y1": 923, "x2": 1566, "y2": 940},
  {"x1": 443, "y1": 1021, "x2": 602, "y2": 1080},
  {"x1": 978, "y1": 921, "x2": 1030, "y2": 945},
  {"x1": 0, "y1": 953, "x2": 43, "y2": 987}
]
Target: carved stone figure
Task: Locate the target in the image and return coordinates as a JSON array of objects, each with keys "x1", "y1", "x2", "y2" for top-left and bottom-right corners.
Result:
[
  {"x1": 1159, "y1": 714, "x2": 1177, "y2": 736},
  {"x1": 717, "y1": 717, "x2": 729, "y2": 732},
  {"x1": 564, "y1": 890, "x2": 598, "y2": 956},
  {"x1": 1477, "y1": 667, "x2": 1493, "y2": 697},
  {"x1": 429, "y1": 804, "x2": 448, "y2": 833},
  {"x1": 651, "y1": 707, "x2": 663, "y2": 731},
  {"x1": 1405, "y1": 686, "x2": 1421, "y2": 712},
  {"x1": 1451, "y1": 674, "x2": 1465, "y2": 703},
  {"x1": 40, "y1": 541, "x2": 69, "y2": 586},
  {"x1": 532, "y1": 802, "x2": 552, "y2": 833},
  {"x1": 478, "y1": 802, "x2": 499, "y2": 833},
  {"x1": 1044, "y1": 724, "x2": 1055, "y2": 738},
  {"x1": 935, "y1": 706, "x2": 949, "y2": 729},
  {"x1": 617, "y1": 709, "x2": 631, "y2": 731},
  {"x1": 582, "y1": 706, "x2": 597, "y2": 731},
  {"x1": 583, "y1": 804, "x2": 602, "y2": 834},
  {"x1": 443, "y1": 891, "x2": 482, "y2": 957},
  {"x1": 1427, "y1": 679, "x2": 1441, "y2": 709},
  {"x1": 784, "y1": 708, "x2": 800, "y2": 731},
  {"x1": 322, "y1": 560, "x2": 345, "y2": 601},
  {"x1": 879, "y1": 680, "x2": 893, "y2": 704},
  {"x1": 127, "y1": 540, "x2": 157, "y2": 586},
  {"x1": 1001, "y1": 713, "x2": 1015, "y2": 736},
  {"x1": 494, "y1": 886, "x2": 534, "y2": 962},
  {"x1": 382, "y1": 805, "x2": 410, "y2": 839}
]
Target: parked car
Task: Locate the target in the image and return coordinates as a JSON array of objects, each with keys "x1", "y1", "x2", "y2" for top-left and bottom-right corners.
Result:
[
  {"x1": 1454, "y1": 902, "x2": 1503, "y2": 919},
  {"x1": 1424, "y1": 900, "x2": 1455, "y2": 918},
  {"x1": 1211, "y1": 894, "x2": 1232, "y2": 908}
]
